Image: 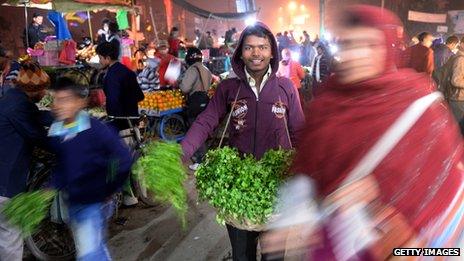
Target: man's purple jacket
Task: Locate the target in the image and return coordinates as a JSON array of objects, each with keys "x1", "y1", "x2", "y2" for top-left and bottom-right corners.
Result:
[{"x1": 182, "y1": 22, "x2": 305, "y2": 160}]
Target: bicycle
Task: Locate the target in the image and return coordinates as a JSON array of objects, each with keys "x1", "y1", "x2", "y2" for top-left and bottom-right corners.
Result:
[
  {"x1": 24, "y1": 149, "x2": 75, "y2": 261},
  {"x1": 104, "y1": 115, "x2": 157, "y2": 207}
]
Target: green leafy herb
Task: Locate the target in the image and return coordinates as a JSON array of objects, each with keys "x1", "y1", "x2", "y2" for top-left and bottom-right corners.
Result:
[
  {"x1": 2, "y1": 190, "x2": 57, "y2": 235},
  {"x1": 195, "y1": 147, "x2": 293, "y2": 226},
  {"x1": 132, "y1": 141, "x2": 188, "y2": 228}
]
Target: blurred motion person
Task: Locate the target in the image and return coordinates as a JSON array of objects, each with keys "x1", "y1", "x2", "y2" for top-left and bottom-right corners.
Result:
[
  {"x1": 168, "y1": 27, "x2": 181, "y2": 57},
  {"x1": 263, "y1": 5, "x2": 463, "y2": 260},
  {"x1": 407, "y1": 32, "x2": 434, "y2": 76},
  {"x1": 277, "y1": 48, "x2": 306, "y2": 105},
  {"x1": 154, "y1": 40, "x2": 176, "y2": 87},
  {"x1": 0, "y1": 59, "x2": 50, "y2": 260},
  {"x1": 434, "y1": 35, "x2": 459, "y2": 69},
  {"x1": 179, "y1": 47, "x2": 212, "y2": 171},
  {"x1": 311, "y1": 44, "x2": 331, "y2": 88},
  {"x1": 49, "y1": 78, "x2": 132, "y2": 261},
  {"x1": 441, "y1": 37, "x2": 464, "y2": 123}
]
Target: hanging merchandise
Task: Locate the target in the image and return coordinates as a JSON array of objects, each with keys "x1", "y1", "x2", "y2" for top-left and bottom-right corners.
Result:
[
  {"x1": 48, "y1": 11, "x2": 72, "y2": 40},
  {"x1": 116, "y1": 10, "x2": 129, "y2": 30}
]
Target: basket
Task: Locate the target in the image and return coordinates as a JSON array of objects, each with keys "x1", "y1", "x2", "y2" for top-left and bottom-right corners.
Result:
[{"x1": 225, "y1": 216, "x2": 267, "y2": 231}]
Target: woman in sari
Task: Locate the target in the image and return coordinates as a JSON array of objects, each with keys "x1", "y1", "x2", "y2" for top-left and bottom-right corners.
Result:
[{"x1": 263, "y1": 5, "x2": 463, "y2": 260}]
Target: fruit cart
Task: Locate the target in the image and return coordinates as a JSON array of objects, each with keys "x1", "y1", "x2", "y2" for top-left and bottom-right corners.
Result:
[{"x1": 138, "y1": 90, "x2": 188, "y2": 141}]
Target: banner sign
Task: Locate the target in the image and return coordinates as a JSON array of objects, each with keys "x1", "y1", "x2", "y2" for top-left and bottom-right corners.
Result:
[
  {"x1": 449, "y1": 10, "x2": 464, "y2": 34},
  {"x1": 408, "y1": 11, "x2": 447, "y2": 24}
]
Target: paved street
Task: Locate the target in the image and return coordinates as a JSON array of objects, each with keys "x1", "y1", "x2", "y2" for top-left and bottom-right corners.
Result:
[{"x1": 107, "y1": 173, "x2": 232, "y2": 261}]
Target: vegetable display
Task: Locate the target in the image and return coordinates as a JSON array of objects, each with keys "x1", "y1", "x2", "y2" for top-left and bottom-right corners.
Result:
[
  {"x1": 2, "y1": 190, "x2": 57, "y2": 235},
  {"x1": 132, "y1": 141, "x2": 188, "y2": 228},
  {"x1": 195, "y1": 146, "x2": 293, "y2": 230}
]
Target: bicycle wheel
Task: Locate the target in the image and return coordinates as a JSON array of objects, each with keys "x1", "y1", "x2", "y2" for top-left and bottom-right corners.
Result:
[
  {"x1": 25, "y1": 164, "x2": 75, "y2": 261},
  {"x1": 158, "y1": 113, "x2": 187, "y2": 141},
  {"x1": 132, "y1": 175, "x2": 157, "y2": 207}
]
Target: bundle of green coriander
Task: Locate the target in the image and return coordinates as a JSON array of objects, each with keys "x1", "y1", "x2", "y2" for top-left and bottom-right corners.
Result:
[
  {"x1": 132, "y1": 141, "x2": 188, "y2": 228},
  {"x1": 2, "y1": 189, "x2": 57, "y2": 235},
  {"x1": 195, "y1": 146, "x2": 293, "y2": 231}
]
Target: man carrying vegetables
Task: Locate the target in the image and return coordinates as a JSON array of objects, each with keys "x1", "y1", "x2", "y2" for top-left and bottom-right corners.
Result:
[{"x1": 181, "y1": 22, "x2": 305, "y2": 261}]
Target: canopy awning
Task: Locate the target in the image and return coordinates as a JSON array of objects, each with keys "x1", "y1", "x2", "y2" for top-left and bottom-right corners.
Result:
[
  {"x1": 3, "y1": 0, "x2": 135, "y2": 12},
  {"x1": 172, "y1": 0, "x2": 258, "y2": 20}
]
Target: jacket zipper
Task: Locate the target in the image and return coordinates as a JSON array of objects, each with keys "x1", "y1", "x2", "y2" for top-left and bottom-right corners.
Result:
[{"x1": 253, "y1": 91, "x2": 259, "y2": 156}]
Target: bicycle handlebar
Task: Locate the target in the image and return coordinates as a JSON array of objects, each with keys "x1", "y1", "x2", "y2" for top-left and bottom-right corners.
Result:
[{"x1": 106, "y1": 115, "x2": 146, "y2": 120}]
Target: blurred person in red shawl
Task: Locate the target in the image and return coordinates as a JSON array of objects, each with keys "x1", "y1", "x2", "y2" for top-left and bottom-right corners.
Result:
[
  {"x1": 154, "y1": 40, "x2": 176, "y2": 87},
  {"x1": 406, "y1": 32, "x2": 435, "y2": 76},
  {"x1": 262, "y1": 5, "x2": 463, "y2": 260}
]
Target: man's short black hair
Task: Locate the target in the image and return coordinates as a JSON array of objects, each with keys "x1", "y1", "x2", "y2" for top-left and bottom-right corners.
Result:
[
  {"x1": 108, "y1": 22, "x2": 119, "y2": 34},
  {"x1": 446, "y1": 35, "x2": 459, "y2": 45},
  {"x1": 96, "y1": 41, "x2": 120, "y2": 61},
  {"x1": 52, "y1": 77, "x2": 89, "y2": 98},
  {"x1": 241, "y1": 26, "x2": 270, "y2": 42},
  {"x1": 32, "y1": 13, "x2": 42, "y2": 18},
  {"x1": 418, "y1": 32, "x2": 432, "y2": 43}
]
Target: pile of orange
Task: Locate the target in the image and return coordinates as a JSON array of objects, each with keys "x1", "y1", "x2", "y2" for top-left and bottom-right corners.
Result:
[{"x1": 139, "y1": 90, "x2": 185, "y2": 111}]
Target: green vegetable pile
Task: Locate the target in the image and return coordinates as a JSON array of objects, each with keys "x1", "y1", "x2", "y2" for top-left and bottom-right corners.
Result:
[
  {"x1": 2, "y1": 190, "x2": 57, "y2": 235},
  {"x1": 195, "y1": 147, "x2": 293, "y2": 227},
  {"x1": 132, "y1": 141, "x2": 188, "y2": 228}
]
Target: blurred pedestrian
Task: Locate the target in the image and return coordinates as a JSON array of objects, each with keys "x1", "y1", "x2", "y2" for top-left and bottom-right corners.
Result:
[
  {"x1": 0, "y1": 59, "x2": 51, "y2": 261},
  {"x1": 49, "y1": 78, "x2": 132, "y2": 261},
  {"x1": 179, "y1": 47, "x2": 212, "y2": 170},
  {"x1": 276, "y1": 48, "x2": 305, "y2": 93},
  {"x1": 406, "y1": 32, "x2": 434, "y2": 76},
  {"x1": 441, "y1": 37, "x2": 464, "y2": 122},
  {"x1": 434, "y1": 35, "x2": 459, "y2": 69},
  {"x1": 311, "y1": 44, "x2": 331, "y2": 88},
  {"x1": 154, "y1": 40, "x2": 176, "y2": 87},
  {"x1": 263, "y1": 5, "x2": 463, "y2": 260},
  {"x1": 168, "y1": 27, "x2": 181, "y2": 57}
]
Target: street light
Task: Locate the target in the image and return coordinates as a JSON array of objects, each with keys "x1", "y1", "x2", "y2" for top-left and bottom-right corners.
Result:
[
  {"x1": 288, "y1": 1, "x2": 297, "y2": 11},
  {"x1": 245, "y1": 16, "x2": 257, "y2": 26}
]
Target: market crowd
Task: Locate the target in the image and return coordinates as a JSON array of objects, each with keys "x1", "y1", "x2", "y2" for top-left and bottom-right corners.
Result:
[{"x1": 0, "y1": 4, "x2": 463, "y2": 261}]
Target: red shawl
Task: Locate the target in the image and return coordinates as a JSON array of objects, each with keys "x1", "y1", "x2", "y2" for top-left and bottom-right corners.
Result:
[{"x1": 291, "y1": 5, "x2": 463, "y2": 233}]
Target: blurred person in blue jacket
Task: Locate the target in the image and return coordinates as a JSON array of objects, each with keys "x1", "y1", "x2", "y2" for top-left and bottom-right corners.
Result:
[
  {"x1": 49, "y1": 77, "x2": 132, "y2": 261},
  {"x1": 0, "y1": 59, "x2": 51, "y2": 261}
]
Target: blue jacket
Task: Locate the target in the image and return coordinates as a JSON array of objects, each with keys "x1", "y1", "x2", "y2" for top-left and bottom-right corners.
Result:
[
  {"x1": 0, "y1": 88, "x2": 49, "y2": 197},
  {"x1": 50, "y1": 117, "x2": 132, "y2": 204},
  {"x1": 103, "y1": 62, "x2": 144, "y2": 129}
]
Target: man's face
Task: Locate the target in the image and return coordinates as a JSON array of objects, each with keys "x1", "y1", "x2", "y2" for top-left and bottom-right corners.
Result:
[
  {"x1": 241, "y1": 35, "x2": 273, "y2": 74},
  {"x1": 157, "y1": 46, "x2": 168, "y2": 55},
  {"x1": 98, "y1": 55, "x2": 112, "y2": 68},
  {"x1": 33, "y1": 16, "x2": 43, "y2": 25},
  {"x1": 335, "y1": 26, "x2": 387, "y2": 85},
  {"x1": 422, "y1": 35, "x2": 434, "y2": 48},
  {"x1": 52, "y1": 90, "x2": 86, "y2": 122},
  {"x1": 103, "y1": 23, "x2": 109, "y2": 32}
]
